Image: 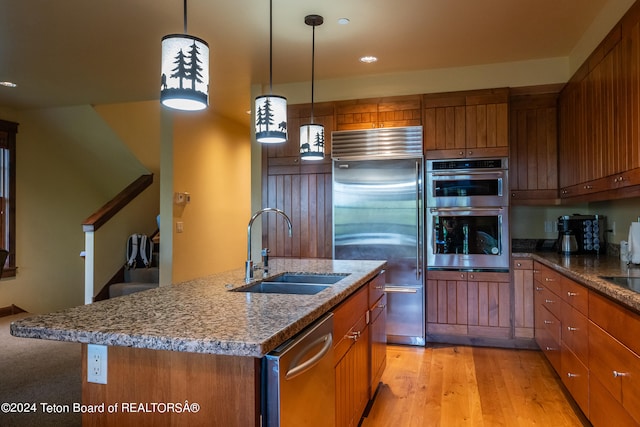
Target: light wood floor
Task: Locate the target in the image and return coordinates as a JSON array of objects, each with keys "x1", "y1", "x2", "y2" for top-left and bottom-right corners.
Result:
[{"x1": 362, "y1": 345, "x2": 589, "y2": 427}]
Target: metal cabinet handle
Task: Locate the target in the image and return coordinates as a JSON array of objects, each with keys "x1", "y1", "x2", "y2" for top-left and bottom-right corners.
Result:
[
  {"x1": 346, "y1": 331, "x2": 361, "y2": 341},
  {"x1": 545, "y1": 299, "x2": 555, "y2": 304},
  {"x1": 535, "y1": 286, "x2": 544, "y2": 291},
  {"x1": 545, "y1": 277, "x2": 554, "y2": 282},
  {"x1": 567, "y1": 326, "x2": 578, "y2": 332},
  {"x1": 544, "y1": 320, "x2": 553, "y2": 324},
  {"x1": 545, "y1": 346, "x2": 556, "y2": 351},
  {"x1": 284, "y1": 333, "x2": 333, "y2": 380},
  {"x1": 613, "y1": 370, "x2": 629, "y2": 378},
  {"x1": 567, "y1": 291, "x2": 578, "y2": 297},
  {"x1": 567, "y1": 373, "x2": 579, "y2": 378}
]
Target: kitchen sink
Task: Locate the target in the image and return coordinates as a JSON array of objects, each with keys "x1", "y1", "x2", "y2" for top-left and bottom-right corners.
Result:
[
  {"x1": 265, "y1": 272, "x2": 348, "y2": 285},
  {"x1": 230, "y1": 273, "x2": 349, "y2": 295},
  {"x1": 599, "y1": 276, "x2": 640, "y2": 293}
]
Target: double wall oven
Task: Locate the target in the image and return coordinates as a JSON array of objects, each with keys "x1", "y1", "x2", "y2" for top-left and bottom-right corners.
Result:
[{"x1": 426, "y1": 158, "x2": 509, "y2": 270}]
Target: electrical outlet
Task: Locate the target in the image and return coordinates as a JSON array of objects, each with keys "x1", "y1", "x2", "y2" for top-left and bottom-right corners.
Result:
[{"x1": 87, "y1": 344, "x2": 107, "y2": 384}]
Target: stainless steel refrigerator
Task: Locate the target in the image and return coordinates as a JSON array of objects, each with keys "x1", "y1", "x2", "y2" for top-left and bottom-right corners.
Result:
[{"x1": 332, "y1": 127, "x2": 425, "y2": 346}]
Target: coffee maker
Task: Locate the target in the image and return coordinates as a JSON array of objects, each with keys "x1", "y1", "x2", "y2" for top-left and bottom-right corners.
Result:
[{"x1": 557, "y1": 214, "x2": 607, "y2": 255}]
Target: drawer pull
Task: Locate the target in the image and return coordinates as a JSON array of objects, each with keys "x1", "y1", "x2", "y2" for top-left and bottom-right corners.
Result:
[
  {"x1": 544, "y1": 320, "x2": 554, "y2": 325},
  {"x1": 545, "y1": 277, "x2": 554, "y2": 282},
  {"x1": 567, "y1": 326, "x2": 578, "y2": 332},
  {"x1": 374, "y1": 285, "x2": 384, "y2": 290},
  {"x1": 377, "y1": 303, "x2": 386, "y2": 309},
  {"x1": 567, "y1": 373, "x2": 579, "y2": 378},
  {"x1": 346, "y1": 331, "x2": 361, "y2": 341},
  {"x1": 535, "y1": 286, "x2": 544, "y2": 292},
  {"x1": 545, "y1": 346, "x2": 556, "y2": 351},
  {"x1": 613, "y1": 370, "x2": 629, "y2": 378},
  {"x1": 545, "y1": 299, "x2": 555, "y2": 304},
  {"x1": 567, "y1": 292, "x2": 578, "y2": 297}
]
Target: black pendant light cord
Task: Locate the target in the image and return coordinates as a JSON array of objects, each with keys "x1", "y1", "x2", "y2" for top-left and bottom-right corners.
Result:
[
  {"x1": 310, "y1": 23, "x2": 316, "y2": 124},
  {"x1": 183, "y1": 0, "x2": 188, "y2": 33},
  {"x1": 269, "y1": 0, "x2": 273, "y2": 93}
]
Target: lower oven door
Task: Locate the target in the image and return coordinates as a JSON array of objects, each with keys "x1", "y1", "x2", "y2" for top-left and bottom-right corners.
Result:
[{"x1": 426, "y1": 206, "x2": 509, "y2": 269}]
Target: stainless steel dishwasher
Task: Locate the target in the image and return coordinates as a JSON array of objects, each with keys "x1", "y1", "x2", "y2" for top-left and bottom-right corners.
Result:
[{"x1": 263, "y1": 313, "x2": 335, "y2": 427}]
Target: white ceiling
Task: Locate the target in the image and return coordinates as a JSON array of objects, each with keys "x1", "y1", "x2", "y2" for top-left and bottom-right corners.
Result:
[{"x1": 0, "y1": 0, "x2": 628, "y2": 125}]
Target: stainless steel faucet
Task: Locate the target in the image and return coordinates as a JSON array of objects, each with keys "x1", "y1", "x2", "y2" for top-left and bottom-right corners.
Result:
[{"x1": 245, "y1": 208, "x2": 293, "y2": 283}]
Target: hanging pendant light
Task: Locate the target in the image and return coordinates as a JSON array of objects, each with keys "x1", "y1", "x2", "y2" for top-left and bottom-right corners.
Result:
[
  {"x1": 161, "y1": 0, "x2": 209, "y2": 111},
  {"x1": 300, "y1": 15, "x2": 324, "y2": 161},
  {"x1": 255, "y1": 0, "x2": 287, "y2": 143}
]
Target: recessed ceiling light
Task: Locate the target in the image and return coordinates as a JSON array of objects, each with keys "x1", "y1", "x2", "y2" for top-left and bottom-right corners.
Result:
[
  {"x1": 338, "y1": 18, "x2": 350, "y2": 25},
  {"x1": 0, "y1": 81, "x2": 17, "y2": 88},
  {"x1": 360, "y1": 56, "x2": 378, "y2": 64}
]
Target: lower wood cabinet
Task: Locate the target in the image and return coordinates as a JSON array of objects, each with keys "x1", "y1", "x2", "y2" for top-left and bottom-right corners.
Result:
[
  {"x1": 333, "y1": 270, "x2": 387, "y2": 427},
  {"x1": 427, "y1": 270, "x2": 510, "y2": 340},
  {"x1": 513, "y1": 259, "x2": 535, "y2": 338},
  {"x1": 533, "y1": 260, "x2": 640, "y2": 426}
]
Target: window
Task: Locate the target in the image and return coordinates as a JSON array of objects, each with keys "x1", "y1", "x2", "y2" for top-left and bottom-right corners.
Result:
[{"x1": 0, "y1": 119, "x2": 17, "y2": 277}]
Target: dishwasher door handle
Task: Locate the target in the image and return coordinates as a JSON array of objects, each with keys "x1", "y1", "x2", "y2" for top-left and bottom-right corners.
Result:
[{"x1": 285, "y1": 333, "x2": 333, "y2": 381}]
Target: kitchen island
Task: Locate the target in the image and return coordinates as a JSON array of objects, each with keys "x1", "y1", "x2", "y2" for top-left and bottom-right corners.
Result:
[{"x1": 10, "y1": 258, "x2": 387, "y2": 426}]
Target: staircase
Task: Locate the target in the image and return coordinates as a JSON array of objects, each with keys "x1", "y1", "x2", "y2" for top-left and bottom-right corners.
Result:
[{"x1": 107, "y1": 234, "x2": 160, "y2": 299}]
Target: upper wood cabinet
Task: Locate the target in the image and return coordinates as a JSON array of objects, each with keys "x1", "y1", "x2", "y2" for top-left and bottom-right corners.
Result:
[
  {"x1": 509, "y1": 86, "x2": 561, "y2": 204},
  {"x1": 334, "y1": 95, "x2": 422, "y2": 131},
  {"x1": 423, "y1": 88, "x2": 509, "y2": 159},
  {"x1": 558, "y1": 1, "x2": 640, "y2": 202}
]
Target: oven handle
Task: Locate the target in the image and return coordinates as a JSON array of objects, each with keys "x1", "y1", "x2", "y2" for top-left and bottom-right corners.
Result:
[
  {"x1": 429, "y1": 207, "x2": 504, "y2": 213},
  {"x1": 428, "y1": 171, "x2": 505, "y2": 177}
]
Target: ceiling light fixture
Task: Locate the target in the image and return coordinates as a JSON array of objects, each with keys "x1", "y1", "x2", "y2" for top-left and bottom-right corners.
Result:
[
  {"x1": 338, "y1": 18, "x2": 350, "y2": 25},
  {"x1": 300, "y1": 14, "x2": 325, "y2": 161},
  {"x1": 160, "y1": 0, "x2": 209, "y2": 111},
  {"x1": 255, "y1": 0, "x2": 287, "y2": 144},
  {"x1": 0, "y1": 81, "x2": 17, "y2": 88},
  {"x1": 360, "y1": 56, "x2": 378, "y2": 63}
]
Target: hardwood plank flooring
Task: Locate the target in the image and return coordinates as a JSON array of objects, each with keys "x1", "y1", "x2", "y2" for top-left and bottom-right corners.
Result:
[{"x1": 361, "y1": 345, "x2": 589, "y2": 427}]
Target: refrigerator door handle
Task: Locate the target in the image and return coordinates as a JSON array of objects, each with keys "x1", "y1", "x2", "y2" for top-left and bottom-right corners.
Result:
[
  {"x1": 415, "y1": 160, "x2": 421, "y2": 281},
  {"x1": 385, "y1": 286, "x2": 419, "y2": 294}
]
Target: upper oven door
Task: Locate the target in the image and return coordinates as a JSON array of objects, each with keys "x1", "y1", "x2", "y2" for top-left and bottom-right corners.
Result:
[{"x1": 426, "y1": 170, "x2": 507, "y2": 207}]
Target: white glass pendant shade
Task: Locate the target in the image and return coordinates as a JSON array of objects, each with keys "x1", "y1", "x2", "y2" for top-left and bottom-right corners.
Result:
[
  {"x1": 255, "y1": 95, "x2": 287, "y2": 143},
  {"x1": 161, "y1": 34, "x2": 209, "y2": 111},
  {"x1": 300, "y1": 124, "x2": 325, "y2": 160}
]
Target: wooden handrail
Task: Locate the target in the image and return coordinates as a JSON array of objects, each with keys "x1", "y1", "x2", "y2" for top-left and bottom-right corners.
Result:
[{"x1": 82, "y1": 174, "x2": 153, "y2": 232}]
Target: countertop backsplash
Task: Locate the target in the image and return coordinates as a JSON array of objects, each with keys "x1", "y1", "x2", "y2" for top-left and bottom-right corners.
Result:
[{"x1": 511, "y1": 238, "x2": 620, "y2": 257}]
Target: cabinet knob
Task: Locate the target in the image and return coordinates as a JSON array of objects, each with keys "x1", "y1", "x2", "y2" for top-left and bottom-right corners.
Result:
[
  {"x1": 613, "y1": 370, "x2": 629, "y2": 378},
  {"x1": 516, "y1": 262, "x2": 522, "y2": 267},
  {"x1": 458, "y1": 151, "x2": 464, "y2": 156},
  {"x1": 346, "y1": 331, "x2": 361, "y2": 341}
]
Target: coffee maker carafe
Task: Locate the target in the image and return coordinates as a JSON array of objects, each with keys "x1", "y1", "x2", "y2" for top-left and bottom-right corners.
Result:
[{"x1": 557, "y1": 214, "x2": 606, "y2": 255}]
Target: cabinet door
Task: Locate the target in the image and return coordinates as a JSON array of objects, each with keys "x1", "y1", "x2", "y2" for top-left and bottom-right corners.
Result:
[
  {"x1": 513, "y1": 259, "x2": 534, "y2": 338},
  {"x1": 335, "y1": 323, "x2": 369, "y2": 427},
  {"x1": 369, "y1": 293, "x2": 387, "y2": 399},
  {"x1": 426, "y1": 271, "x2": 468, "y2": 335},
  {"x1": 560, "y1": 343, "x2": 590, "y2": 417},
  {"x1": 335, "y1": 95, "x2": 421, "y2": 130},
  {"x1": 466, "y1": 271, "x2": 511, "y2": 338},
  {"x1": 335, "y1": 99, "x2": 378, "y2": 130},
  {"x1": 509, "y1": 90, "x2": 559, "y2": 203}
]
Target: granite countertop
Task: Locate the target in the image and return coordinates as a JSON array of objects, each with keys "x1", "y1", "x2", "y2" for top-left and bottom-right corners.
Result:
[
  {"x1": 513, "y1": 252, "x2": 640, "y2": 313},
  {"x1": 10, "y1": 258, "x2": 386, "y2": 358}
]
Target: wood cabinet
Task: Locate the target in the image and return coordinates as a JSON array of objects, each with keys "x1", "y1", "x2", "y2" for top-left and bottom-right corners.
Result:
[
  {"x1": 533, "y1": 260, "x2": 640, "y2": 425},
  {"x1": 509, "y1": 87, "x2": 560, "y2": 204},
  {"x1": 426, "y1": 270, "x2": 510, "y2": 340},
  {"x1": 589, "y1": 291, "x2": 640, "y2": 426},
  {"x1": 423, "y1": 88, "x2": 509, "y2": 159},
  {"x1": 368, "y1": 272, "x2": 387, "y2": 399},
  {"x1": 261, "y1": 102, "x2": 334, "y2": 258},
  {"x1": 512, "y1": 259, "x2": 534, "y2": 339},
  {"x1": 557, "y1": 1, "x2": 640, "y2": 202},
  {"x1": 333, "y1": 270, "x2": 387, "y2": 427},
  {"x1": 334, "y1": 95, "x2": 422, "y2": 130}
]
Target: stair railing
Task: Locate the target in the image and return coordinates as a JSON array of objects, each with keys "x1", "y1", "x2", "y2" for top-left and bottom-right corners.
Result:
[{"x1": 81, "y1": 174, "x2": 153, "y2": 304}]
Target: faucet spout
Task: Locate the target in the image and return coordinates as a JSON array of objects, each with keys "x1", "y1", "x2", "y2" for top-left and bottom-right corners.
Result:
[{"x1": 246, "y1": 208, "x2": 293, "y2": 283}]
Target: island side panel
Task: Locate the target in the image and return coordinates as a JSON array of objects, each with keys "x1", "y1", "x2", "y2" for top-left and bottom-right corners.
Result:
[{"x1": 81, "y1": 344, "x2": 261, "y2": 427}]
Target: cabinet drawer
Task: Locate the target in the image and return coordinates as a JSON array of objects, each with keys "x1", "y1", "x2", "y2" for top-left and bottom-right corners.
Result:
[
  {"x1": 561, "y1": 278, "x2": 588, "y2": 315},
  {"x1": 537, "y1": 284, "x2": 562, "y2": 321},
  {"x1": 590, "y1": 375, "x2": 638, "y2": 427},
  {"x1": 334, "y1": 312, "x2": 367, "y2": 365},
  {"x1": 513, "y1": 259, "x2": 533, "y2": 269},
  {"x1": 368, "y1": 271, "x2": 386, "y2": 308},
  {"x1": 533, "y1": 262, "x2": 563, "y2": 295},
  {"x1": 333, "y1": 285, "x2": 368, "y2": 363},
  {"x1": 561, "y1": 343, "x2": 589, "y2": 417},
  {"x1": 589, "y1": 291, "x2": 640, "y2": 355},
  {"x1": 537, "y1": 327, "x2": 561, "y2": 373},
  {"x1": 562, "y1": 304, "x2": 589, "y2": 364},
  {"x1": 370, "y1": 293, "x2": 386, "y2": 324}
]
